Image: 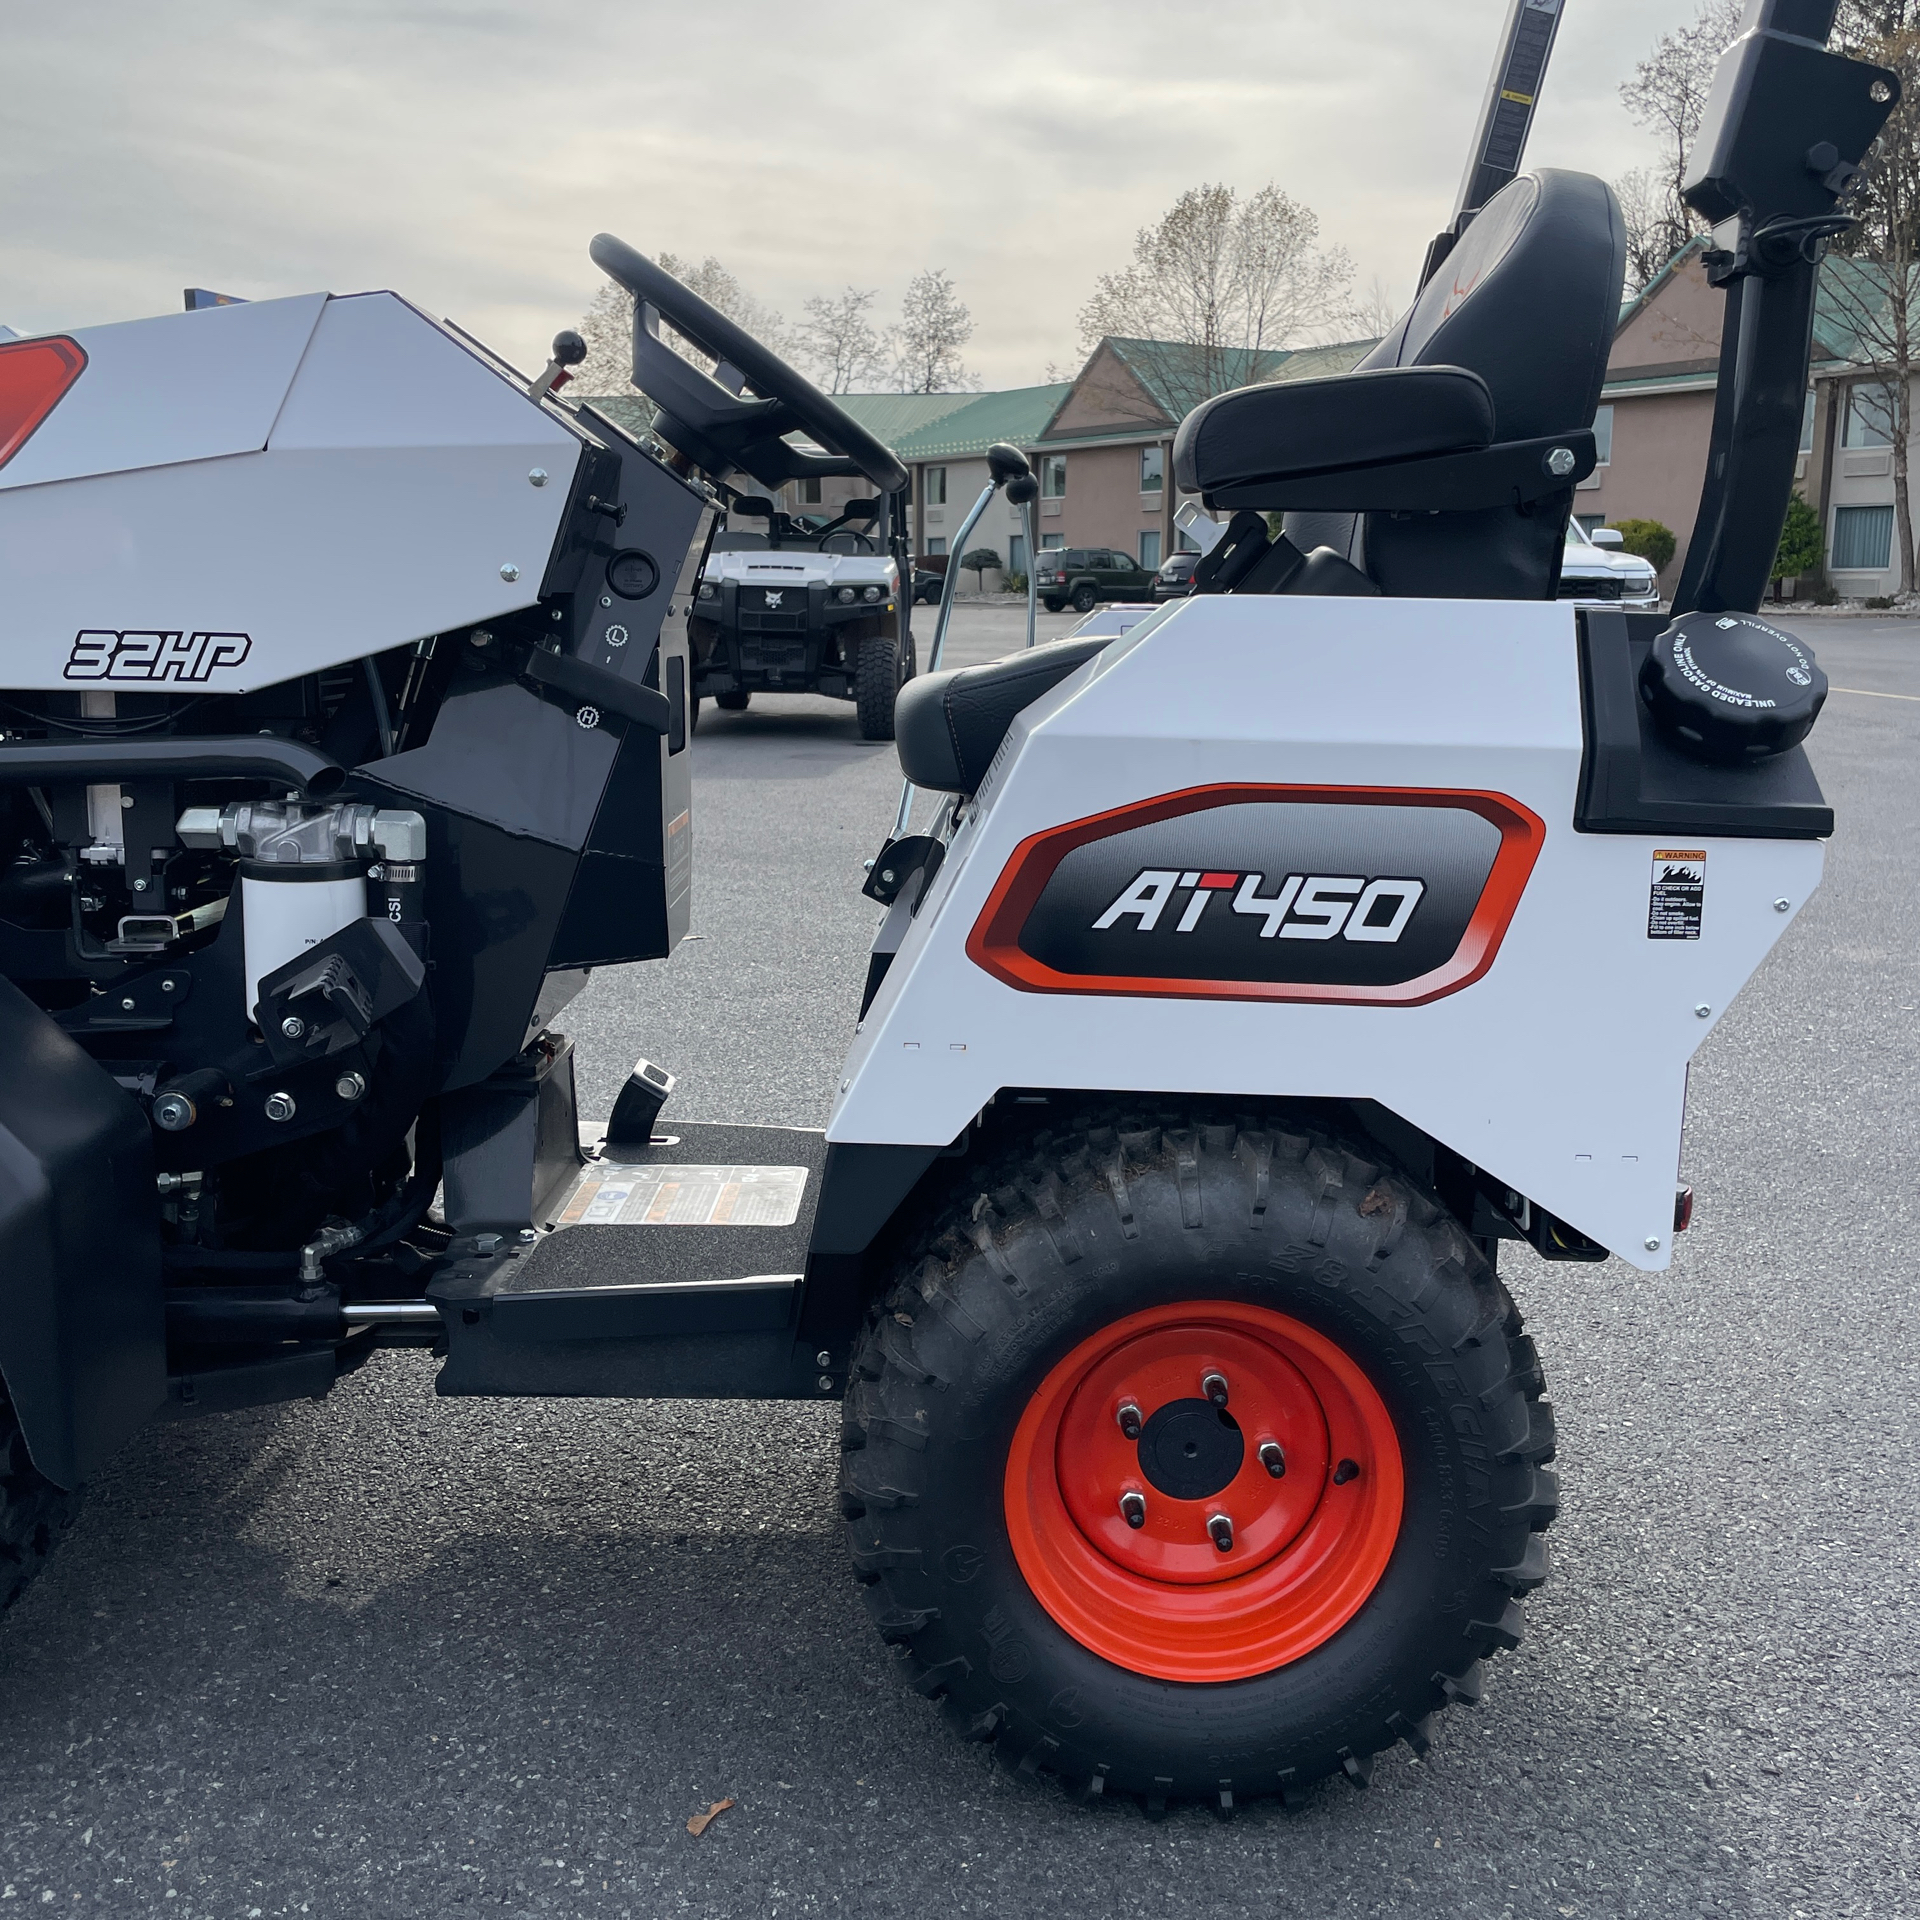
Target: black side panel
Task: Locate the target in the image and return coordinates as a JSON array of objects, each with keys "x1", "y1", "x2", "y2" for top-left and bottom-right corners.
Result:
[
  {"x1": 440, "y1": 1036, "x2": 582, "y2": 1235},
  {"x1": 1575, "y1": 610, "x2": 1833, "y2": 839},
  {"x1": 797, "y1": 1141, "x2": 946, "y2": 1352},
  {"x1": 0, "y1": 979, "x2": 166, "y2": 1488}
]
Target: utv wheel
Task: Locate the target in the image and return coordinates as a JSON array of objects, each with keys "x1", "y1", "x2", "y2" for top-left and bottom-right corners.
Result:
[
  {"x1": 1070, "y1": 584, "x2": 1097, "y2": 613},
  {"x1": 856, "y1": 633, "x2": 904, "y2": 741},
  {"x1": 715, "y1": 690, "x2": 751, "y2": 711},
  {"x1": 1, "y1": 1388, "x2": 74, "y2": 1614},
  {"x1": 841, "y1": 1111, "x2": 1557, "y2": 1811}
]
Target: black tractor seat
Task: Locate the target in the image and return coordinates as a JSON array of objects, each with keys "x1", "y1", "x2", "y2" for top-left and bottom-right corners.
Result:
[{"x1": 894, "y1": 635, "x2": 1112, "y2": 795}]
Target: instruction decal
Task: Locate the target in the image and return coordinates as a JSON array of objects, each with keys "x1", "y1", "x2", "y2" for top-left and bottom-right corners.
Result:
[
  {"x1": 1648, "y1": 848, "x2": 1705, "y2": 940},
  {"x1": 552, "y1": 1163, "x2": 807, "y2": 1229}
]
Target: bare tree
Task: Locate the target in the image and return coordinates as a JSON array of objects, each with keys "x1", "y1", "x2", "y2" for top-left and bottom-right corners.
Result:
[
  {"x1": 570, "y1": 253, "x2": 790, "y2": 395},
  {"x1": 1349, "y1": 275, "x2": 1405, "y2": 342},
  {"x1": 890, "y1": 269, "x2": 976, "y2": 393},
  {"x1": 799, "y1": 287, "x2": 885, "y2": 393},
  {"x1": 1615, "y1": 0, "x2": 1744, "y2": 288},
  {"x1": 1823, "y1": 8, "x2": 1920, "y2": 590},
  {"x1": 1075, "y1": 184, "x2": 1353, "y2": 417}
]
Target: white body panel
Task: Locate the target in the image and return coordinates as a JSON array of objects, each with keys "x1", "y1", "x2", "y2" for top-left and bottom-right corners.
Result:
[
  {"x1": 0, "y1": 294, "x2": 582, "y2": 691},
  {"x1": 831, "y1": 597, "x2": 1821, "y2": 1271}
]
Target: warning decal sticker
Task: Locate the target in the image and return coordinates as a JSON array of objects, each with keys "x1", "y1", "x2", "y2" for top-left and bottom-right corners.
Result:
[
  {"x1": 1648, "y1": 849, "x2": 1705, "y2": 940},
  {"x1": 552, "y1": 1163, "x2": 807, "y2": 1228}
]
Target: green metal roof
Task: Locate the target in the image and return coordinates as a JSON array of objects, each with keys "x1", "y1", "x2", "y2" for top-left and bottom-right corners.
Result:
[
  {"x1": 884, "y1": 384, "x2": 1072, "y2": 459},
  {"x1": 826, "y1": 391, "x2": 981, "y2": 445}
]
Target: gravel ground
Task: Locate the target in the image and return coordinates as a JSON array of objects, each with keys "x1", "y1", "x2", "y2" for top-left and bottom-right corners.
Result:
[{"x1": 0, "y1": 607, "x2": 1913, "y2": 1919}]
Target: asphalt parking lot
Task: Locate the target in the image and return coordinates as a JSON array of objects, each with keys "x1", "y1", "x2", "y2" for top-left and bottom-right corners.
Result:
[{"x1": 1, "y1": 605, "x2": 1914, "y2": 1918}]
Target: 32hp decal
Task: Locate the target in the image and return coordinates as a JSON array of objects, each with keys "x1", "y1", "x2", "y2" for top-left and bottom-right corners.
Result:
[{"x1": 64, "y1": 630, "x2": 252, "y2": 683}]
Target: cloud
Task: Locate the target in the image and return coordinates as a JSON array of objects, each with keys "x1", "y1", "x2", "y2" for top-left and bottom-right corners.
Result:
[{"x1": 1, "y1": 0, "x2": 1687, "y2": 388}]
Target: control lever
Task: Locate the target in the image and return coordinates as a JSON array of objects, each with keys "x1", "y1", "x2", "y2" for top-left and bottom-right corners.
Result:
[
  {"x1": 892, "y1": 443, "x2": 1032, "y2": 838},
  {"x1": 529, "y1": 328, "x2": 587, "y2": 403}
]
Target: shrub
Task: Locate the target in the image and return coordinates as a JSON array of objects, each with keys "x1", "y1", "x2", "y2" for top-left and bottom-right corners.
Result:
[
  {"x1": 1004, "y1": 571, "x2": 1028, "y2": 594},
  {"x1": 1866, "y1": 594, "x2": 1895, "y2": 609},
  {"x1": 1812, "y1": 583, "x2": 1839, "y2": 606},
  {"x1": 1772, "y1": 491, "x2": 1824, "y2": 581},
  {"x1": 1607, "y1": 518, "x2": 1677, "y2": 572},
  {"x1": 960, "y1": 547, "x2": 1003, "y2": 590}
]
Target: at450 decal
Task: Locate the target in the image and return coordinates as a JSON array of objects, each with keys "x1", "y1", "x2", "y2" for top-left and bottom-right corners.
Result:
[
  {"x1": 64, "y1": 630, "x2": 251, "y2": 683},
  {"x1": 968, "y1": 785, "x2": 1544, "y2": 1007}
]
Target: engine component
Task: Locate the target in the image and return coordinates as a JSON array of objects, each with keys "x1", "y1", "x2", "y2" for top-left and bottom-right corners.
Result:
[
  {"x1": 255, "y1": 917, "x2": 427, "y2": 1069},
  {"x1": 150, "y1": 1067, "x2": 230, "y2": 1133},
  {"x1": 176, "y1": 800, "x2": 425, "y2": 1020}
]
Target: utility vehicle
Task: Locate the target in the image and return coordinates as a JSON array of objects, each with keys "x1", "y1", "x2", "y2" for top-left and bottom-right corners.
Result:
[
  {"x1": 691, "y1": 491, "x2": 915, "y2": 738},
  {"x1": 0, "y1": 0, "x2": 1885, "y2": 1811}
]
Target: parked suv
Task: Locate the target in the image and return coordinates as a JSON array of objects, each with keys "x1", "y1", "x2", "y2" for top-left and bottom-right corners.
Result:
[
  {"x1": 1035, "y1": 546, "x2": 1156, "y2": 613},
  {"x1": 1152, "y1": 550, "x2": 1202, "y2": 600},
  {"x1": 1557, "y1": 519, "x2": 1660, "y2": 609}
]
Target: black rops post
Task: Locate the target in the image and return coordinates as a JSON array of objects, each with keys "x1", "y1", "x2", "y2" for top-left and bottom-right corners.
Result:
[
  {"x1": 1418, "y1": 0, "x2": 1567, "y2": 289},
  {"x1": 1674, "y1": 0, "x2": 1898, "y2": 615}
]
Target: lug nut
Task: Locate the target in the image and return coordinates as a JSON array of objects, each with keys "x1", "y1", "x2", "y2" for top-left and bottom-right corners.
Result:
[
  {"x1": 1119, "y1": 1490, "x2": 1146, "y2": 1530},
  {"x1": 263, "y1": 1091, "x2": 297, "y2": 1123},
  {"x1": 334, "y1": 1070, "x2": 366, "y2": 1102},
  {"x1": 1117, "y1": 1401, "x2": 1143, "y2": 1440},
  {"x1": 1203, "y1": 1370, "x2": 1229, "y2": 1408},
  {"x1": 280, "y1": 1015, "x2": 306, "y2": 1040},
  {"x1": 1332, "y1": 1459, "x2": 1359, "y2": 1485},
  {"x1": 1258, "y1": 1440, "x2": 1286, "y2": 1479},
  {"x1": 1207, "y1": 1512, "x2": 1234, "y2": 1552}
]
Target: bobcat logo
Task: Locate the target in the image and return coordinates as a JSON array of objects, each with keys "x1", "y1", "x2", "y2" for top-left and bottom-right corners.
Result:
[{"x1": 763, "y1": 590, "x2": 784, "y2": 609}]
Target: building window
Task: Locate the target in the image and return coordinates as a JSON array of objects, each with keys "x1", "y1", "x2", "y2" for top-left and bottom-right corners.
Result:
[
  {"x1": 1009, "y1": 534, "x2": 1027, "y2": 574},
  {"x1": 1140, "y1": 445, "x2": 1164, "y2": 493},
  {"x1": 1592, "y1": 404, "x2": 1614, "y2": 466},
  {"x1": 1844, "y1": 383, "x2": 1896, "y2": 448},
  {"x1": 1576, "y1": 514, "x2": 1606, "y2": 533},
  {"x1": 1041, "y1": 455, "x2": 1067, "y2": 498},
  {"x1": 1176, "y1": 526, "x2": 1201, "y2": 552},
  {"x1": 1801, "y1": 388, "x2": 1816, "y2": 452},
  {"x1": 1831, "y1": 503, "x2": 1894, "y2": 570},
  {"x1": 1041, "y1": 531, "x2": 1065, "y2": 549},
  {"x1": 926, "y1": 536, "x2": 947, "y2": 557},
  {"x1": 925, "y1": 466, "x2": 947, "y2": 506},
  {"x1": 1140, "y1": 530, "x2": 1162, "y2": 568},
  {"x1": 799, "y1": 476, "x2": 821, "y2": 505}
]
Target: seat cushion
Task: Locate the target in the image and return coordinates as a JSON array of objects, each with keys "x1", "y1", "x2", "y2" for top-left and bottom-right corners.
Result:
[
  {"x1": 895, "y1": 636, "x2": 1112, "y2": 794},
  {"x1": 1173, "y1": 365, "x2": 1493, "y2": 496}
]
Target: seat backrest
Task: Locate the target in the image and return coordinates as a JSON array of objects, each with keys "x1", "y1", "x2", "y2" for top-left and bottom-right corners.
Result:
[{"x1": 1287, "y1": 169, "x2": 1625, "y2": 600}]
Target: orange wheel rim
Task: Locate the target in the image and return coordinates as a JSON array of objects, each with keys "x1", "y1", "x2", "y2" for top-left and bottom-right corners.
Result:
[{"x1": 1003, "y1": 1300, "x2": 1404, "y2": 1683}]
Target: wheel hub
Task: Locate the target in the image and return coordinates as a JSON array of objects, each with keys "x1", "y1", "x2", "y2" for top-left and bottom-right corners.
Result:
[
  {"x1": 1137, "y1": 1399, "x2": 1242, "y2": 1501},
  {"x1": 1003, "y1": 1300, "x2": 1405, "y2": 1682}
]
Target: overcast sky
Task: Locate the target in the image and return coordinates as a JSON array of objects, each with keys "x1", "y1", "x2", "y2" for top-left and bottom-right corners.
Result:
[{"x1": 3, "y1": 0, "x2": 1699, "y2": 389}]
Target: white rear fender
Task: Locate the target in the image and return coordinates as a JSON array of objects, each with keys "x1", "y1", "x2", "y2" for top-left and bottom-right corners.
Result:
[{"x1": 830, "y1": 596, "x2": 1824, "y2": 1270}]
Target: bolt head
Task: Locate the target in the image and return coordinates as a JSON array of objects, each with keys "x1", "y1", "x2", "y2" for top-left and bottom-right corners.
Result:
[
  {"x1": 500, "y1": 563, "x2": 521, "y2": 582},
  {"x1": 1545, "y1": 446, "x2": 1577, "y2": 478},
  {"x1": 132, "y1": 877, "x2": 148, "y2": 891},
  {"x1": 1645, "y1": 1235, "x2": 1662, "y2": 1251},
  {"x1": 281, "y1": 1015, "x2": 307, "y2": 1040},
  {"x1": 1774, "y1": 898, "x2": 1791, "y2": 912},
  {"x1": 816, "y1": 1349, "x2": 832, "y2": 1367},
  {"x1": 517, "y1": 1227, "x2": 538, "y2": 1244},
  {"x1": 120, "y1": 997, "x2": 136, "y2": 1011},
  {"x1": 1695, "y1": 1003, "x2": 1711, "y2": 1019},
  {"x1": 528, "y1": 468, "x2": 548, "y2": 487},
  {"x1": 817, "y1": 1374, "x2": 835, "y2": 1392},
  {"x1": 600, "y1": 595, "x2": 613, "y2": 608},
  {"x1": 152, "y1": 1092, "x2": 195, "y2": 1132},
  {"x1": 160, "y1": 979, "x2": 174, "y2": 991},
  {"x1": 264, "y1": 1091, "x2": 297, "y2": 1122},
  {"x1": 334, "y1": 1070, "x2": 367, "y2": 1102}
]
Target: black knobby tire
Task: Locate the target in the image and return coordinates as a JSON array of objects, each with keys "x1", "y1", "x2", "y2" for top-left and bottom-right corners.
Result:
[
  {"x1": 1, "y1": 1389, "x2": 74, "y2": 1614},
  {"x1": 715, "y1": 690, "x2": 751, "y2": 712},
  {"x1": 856, "y1": 632, "x2": 903, "y2": 741},
  {"x1": 840, "y1": 1110, "x2": 1557, "y2": 1811},
  {"x1": 1070, "y1": 584, "x2": 1097, "y2": 613}
]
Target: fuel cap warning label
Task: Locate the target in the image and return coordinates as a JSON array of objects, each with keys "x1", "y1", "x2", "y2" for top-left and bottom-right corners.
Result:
[{"x1": 1648, "y1": 848, "x2": 1705, "y2": 940}]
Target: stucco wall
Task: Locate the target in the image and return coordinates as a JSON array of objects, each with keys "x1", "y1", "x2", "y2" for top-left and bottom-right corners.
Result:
[
  {"x1": 1038, "y1": 441, "x2": 1170, "y2": 563},
  {"x1": 1575, "y1": 389, "x2": 1716, "y2": 592}
]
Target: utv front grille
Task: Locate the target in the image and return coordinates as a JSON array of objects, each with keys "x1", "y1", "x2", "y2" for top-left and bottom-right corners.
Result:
[
  {"x1": 740, "y1": 610, "x2": 808, "y2": 632},
  {"x1": 741, "y1": 638, "x2": 808, "y2": 674}
]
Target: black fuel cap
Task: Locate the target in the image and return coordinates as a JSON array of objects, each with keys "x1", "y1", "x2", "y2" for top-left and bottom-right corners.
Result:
[{"x1": 1638, "y1": 611, "x2": 1828, "y2": 763}]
